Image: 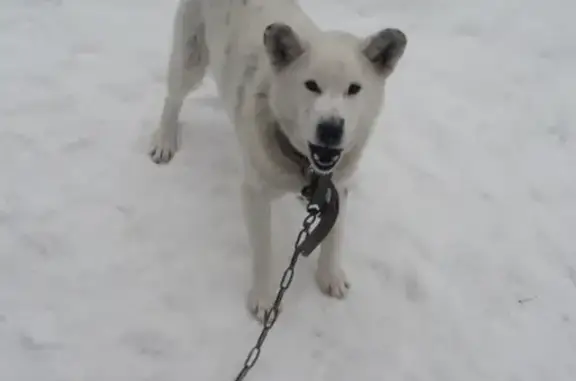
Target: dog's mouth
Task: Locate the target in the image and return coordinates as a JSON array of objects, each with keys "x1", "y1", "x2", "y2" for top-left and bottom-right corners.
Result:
[{"x1": 308, "y1": 143, "x2": 342, "y2": 174}]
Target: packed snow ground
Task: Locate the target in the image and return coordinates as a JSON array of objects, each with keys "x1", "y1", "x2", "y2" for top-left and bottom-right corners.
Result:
[{"x1": 1, "y1": 0, "x2": 576, "y2": 380}]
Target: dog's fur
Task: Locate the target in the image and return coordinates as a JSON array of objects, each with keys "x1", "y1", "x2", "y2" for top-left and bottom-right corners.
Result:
[{"x1": 149, "y1": 0, "x2": 407, "y2": 322}]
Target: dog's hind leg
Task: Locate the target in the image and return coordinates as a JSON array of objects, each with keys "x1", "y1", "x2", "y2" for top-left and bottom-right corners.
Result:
[{"x1": 150, "y1": 0, "x2": 209, "y2": 164}]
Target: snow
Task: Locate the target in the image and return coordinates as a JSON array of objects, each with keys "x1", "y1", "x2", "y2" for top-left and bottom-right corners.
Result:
[{"x1": 1, "y1": 0, "x2": 576, "y2": 380}]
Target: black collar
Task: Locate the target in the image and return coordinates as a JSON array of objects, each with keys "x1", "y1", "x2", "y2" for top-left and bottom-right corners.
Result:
[{"x1": 273, "y1": 125, "x2": 312, "y2": 180}]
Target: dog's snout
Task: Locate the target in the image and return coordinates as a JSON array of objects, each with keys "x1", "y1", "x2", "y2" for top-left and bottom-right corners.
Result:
[{"x1": 316, "y1": 117, "x2": 344, "y2": 147}]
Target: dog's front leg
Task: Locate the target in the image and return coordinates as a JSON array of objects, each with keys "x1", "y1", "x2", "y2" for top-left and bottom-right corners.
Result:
[
  {"x1": 316, "y1": 185, "x2": 350, "y2": 298},
  {"x1": 242, "y1": 182, "x2": 276, "y2": 322}
]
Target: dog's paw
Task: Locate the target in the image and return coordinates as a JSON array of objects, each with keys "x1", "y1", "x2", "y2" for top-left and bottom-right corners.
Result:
[
  {"x1": 315, "y1": 267, "x2": 350, "y2": 299},
  {"x1": 149, "y1": 128, "x2": 178, "y2": 164},
  {"x1": 247, "y1": 289, "x2": 282, "y2": 324}
]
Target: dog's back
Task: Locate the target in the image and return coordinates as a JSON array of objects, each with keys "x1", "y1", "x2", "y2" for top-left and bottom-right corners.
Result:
[{"x1": 199, "y1": 0, "x2": 318, "y2": 113}]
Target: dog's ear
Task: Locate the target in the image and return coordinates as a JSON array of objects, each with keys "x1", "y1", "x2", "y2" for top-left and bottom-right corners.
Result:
[
  {"x1": 263, "y1": 23, "x2": 305, "y2": 70},
  {"x1": 362, "y1": 28, "x2": 407, "y2": 76}
]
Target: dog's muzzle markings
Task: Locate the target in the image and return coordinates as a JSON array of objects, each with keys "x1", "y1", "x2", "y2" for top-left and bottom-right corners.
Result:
[{"x1": 233, "y1": 127, "x2": 341, "y2": 381}]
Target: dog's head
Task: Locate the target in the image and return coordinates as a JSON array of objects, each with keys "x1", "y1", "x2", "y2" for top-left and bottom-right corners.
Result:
[{"x1": 263, "y1": 23, "x2": 407, "y2": 173}]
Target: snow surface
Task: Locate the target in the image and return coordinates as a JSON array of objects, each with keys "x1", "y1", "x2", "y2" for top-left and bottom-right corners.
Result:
[{"x1": 1, "y1": 0, "x2": 576, "y2": 380}]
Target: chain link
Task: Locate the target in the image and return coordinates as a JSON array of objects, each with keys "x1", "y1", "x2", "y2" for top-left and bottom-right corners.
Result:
[{"x1": 233, "y1": 210, "x2": 319, "y2": 381}]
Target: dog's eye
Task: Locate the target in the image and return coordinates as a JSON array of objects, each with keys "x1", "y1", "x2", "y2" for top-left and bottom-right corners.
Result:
[
  {"x1": 346, "y1": 83, "x2": 362, "y2": 96},
  {"x1": 304, "y1": 80, "x2": 322, "y2": 94}
]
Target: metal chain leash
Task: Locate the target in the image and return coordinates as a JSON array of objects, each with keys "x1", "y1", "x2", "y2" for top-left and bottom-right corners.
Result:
[
  {"x1": 233, "y1": 173, "x2": 340, "y2": 381},
  {"x1": 234, "y1": 211, "x2": 319, "y2": 381}
]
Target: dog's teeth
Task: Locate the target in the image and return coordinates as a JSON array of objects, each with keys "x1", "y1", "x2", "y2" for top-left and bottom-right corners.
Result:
[{"x1": 313, "y1": 154, "x2": 320, "y2": 160}]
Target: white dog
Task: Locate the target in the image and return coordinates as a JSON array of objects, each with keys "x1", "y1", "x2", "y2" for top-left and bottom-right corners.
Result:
[{"x1": 149, "y1": 0, "x2": 407, "y2": 322}]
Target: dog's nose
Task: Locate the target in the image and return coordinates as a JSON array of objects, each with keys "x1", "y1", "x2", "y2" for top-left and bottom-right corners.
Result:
[{"x1": 316, "y1": 117, "x2": 344, "y2": 147}]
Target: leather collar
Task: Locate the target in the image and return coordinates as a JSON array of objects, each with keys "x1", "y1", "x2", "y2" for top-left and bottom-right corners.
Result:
[{"x1": 273, "y1": 125, "x2": 311, "y2": 180}]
